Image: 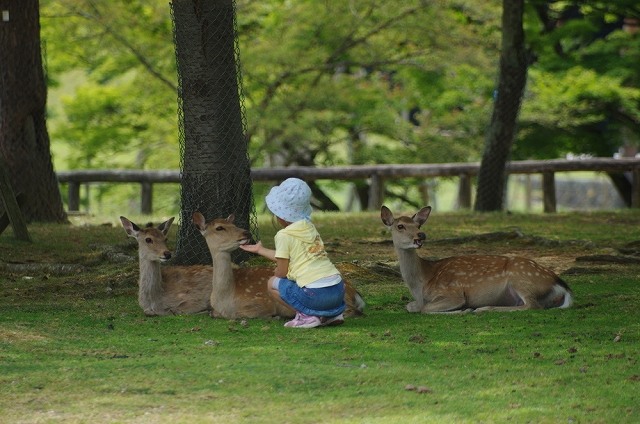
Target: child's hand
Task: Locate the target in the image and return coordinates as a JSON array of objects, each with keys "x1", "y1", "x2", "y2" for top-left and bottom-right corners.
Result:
[{"x1": 240, "y1": 241, "x2": 263, "y2": 253}]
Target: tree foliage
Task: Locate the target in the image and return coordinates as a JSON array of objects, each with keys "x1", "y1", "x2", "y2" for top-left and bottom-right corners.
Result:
[
  {"x1": 238, "y1": 1, "x2": 501, "y2": 170},
  {"x1": 517, "y1": 1, "x2": 640, "y2": 159},
  {"x1": 39, "y1": 0, "x2": 640, "y2": 212},
  {"x1": 42, "y1": 0, "x2": 178, "y2": 170}
]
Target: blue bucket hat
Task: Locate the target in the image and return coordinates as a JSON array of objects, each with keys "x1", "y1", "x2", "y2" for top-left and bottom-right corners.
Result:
[{"x1": 265, "y1": 178, "x2": 313, "y2": 223}]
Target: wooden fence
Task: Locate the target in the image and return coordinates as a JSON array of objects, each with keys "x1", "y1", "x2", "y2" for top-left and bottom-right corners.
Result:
[{"x1": 56, "y1": 158, "x2": 640, "y2": 214}]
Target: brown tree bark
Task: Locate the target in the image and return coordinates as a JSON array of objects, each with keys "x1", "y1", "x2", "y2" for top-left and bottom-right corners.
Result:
[
  {"x1": 474, "y1": 0, "x2": 528, "y2": 212},
  {"x1": 0, "y1": 0, "x2": 67, "y2": 222},
  {"x1": 170, "y1": 0, "x2": 254, "y2": 265}
]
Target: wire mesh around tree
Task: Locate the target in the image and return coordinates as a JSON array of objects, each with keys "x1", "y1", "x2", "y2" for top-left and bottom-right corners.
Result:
[{"x1": 170, "y1": 0, "x2": 258, "y2": 266}]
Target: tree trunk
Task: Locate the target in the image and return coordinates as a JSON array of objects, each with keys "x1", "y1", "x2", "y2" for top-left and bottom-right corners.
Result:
[
  {"x1": 474, "y1": 0, "x2": 528, "y2": 212},
  {"x1": 608, "y1": 172, "x2": 632, "y2": 207},
  {"x1": 171, "y1": 0, "x2": 254, "y2": 265},
  {"x1": 0, "y1": 0, "x2": 67, "y2": 222}
]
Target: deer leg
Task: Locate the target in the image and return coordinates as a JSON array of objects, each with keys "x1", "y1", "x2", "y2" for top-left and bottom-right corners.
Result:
[
  {"x1": 421, "y1": 296, "x2": 468, "y2": 313},
  {"x1": 474, "y1": 297, "x2": 542, "y2": 313},
  {"x1": 406, "y1": 300, "x2": 424, "y2": 313},
  {"x1": 405, "y1": 285, "x2": 426, "y2": 312},
  {"x1": 474, "y1": 305, "x2": 532, "y2": 312},
  {"x1": 472, "y1": 284, "x2": 533, "y2": 312}
]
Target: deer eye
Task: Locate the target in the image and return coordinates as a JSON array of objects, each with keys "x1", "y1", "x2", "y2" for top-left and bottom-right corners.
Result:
[
  {"x1": 145, "y1": 237, "x2": 153, "y2": 244},
  {"x1": 397, "y1": 224, "x2": 405, "y2": 230},
  {"x1": 215, "y1": 226, "x2": 225, "y2": 231}
]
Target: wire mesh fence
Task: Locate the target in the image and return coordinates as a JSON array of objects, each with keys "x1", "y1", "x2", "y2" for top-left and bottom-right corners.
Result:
[{"x1": 170, "y1": 0, "x2": 258, "y2": 265}]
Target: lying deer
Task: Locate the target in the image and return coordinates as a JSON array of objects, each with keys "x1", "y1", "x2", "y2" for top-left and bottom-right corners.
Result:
[
  {"x1": 381, "y1": 206, "x2": 573, "y2": 313},
  {"x1": 120, "y1": 216, "x2": 212, "y2": 316},
  {"x1": 192, "y1": 211, "x2": 365, "y2": 319}
]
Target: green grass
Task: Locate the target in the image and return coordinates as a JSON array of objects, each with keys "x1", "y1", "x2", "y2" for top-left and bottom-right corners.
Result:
[{"x1": 1, "y1": 211, "x2": 639, "y2": 423}]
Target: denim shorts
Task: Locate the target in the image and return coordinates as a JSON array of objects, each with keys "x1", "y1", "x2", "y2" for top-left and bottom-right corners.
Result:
[{"x1": 274, "y1": 278, "x2": 346, "y2": 317}]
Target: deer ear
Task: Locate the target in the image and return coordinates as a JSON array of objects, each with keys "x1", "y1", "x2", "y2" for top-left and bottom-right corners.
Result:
[
  {"x1": 226, "y1": 214, "x2": 235, "y2": 223},
  {"x1": 120, "y1": 216, "x2": 139, "y2": 237},
  {"x1": 158, "y1": 217, "x2": 175, "y2": 235},
  {"x1": 412, "y1": 206, "x2": 432, "y2": 227},
  {"x1": 192, "y1": 211, "x2": 206, "y2": 231},
  {"x1": 380, "y1": 205, "x2": 394, "y2": 226}
]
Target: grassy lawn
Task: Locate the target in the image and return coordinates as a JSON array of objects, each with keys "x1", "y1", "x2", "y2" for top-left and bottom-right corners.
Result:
[{"x1": 1, "y1": 210, "x2": 639, "y2": 423}]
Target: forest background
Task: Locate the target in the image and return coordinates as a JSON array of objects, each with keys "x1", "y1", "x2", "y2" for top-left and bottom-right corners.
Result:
[
  {"x1": 40, "y1": 0, "x2": 640, "y2": 217},
  {"x1": 2, "y1": 3, "x2": 640, "y2": 421}
]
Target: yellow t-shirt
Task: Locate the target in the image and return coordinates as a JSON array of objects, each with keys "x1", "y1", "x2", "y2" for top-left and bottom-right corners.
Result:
[{"x1": 274, "y1": 220, "x2": 340, "y2": 287}]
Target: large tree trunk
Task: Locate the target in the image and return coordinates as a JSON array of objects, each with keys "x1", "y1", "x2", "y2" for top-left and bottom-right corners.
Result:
[
  {"x1": 474, "y1": 0, "x2": 528, "y2": 212},
  {"x1": 0, "y1": 0, "x2": 67, "y2": 222},
  {"x1": 171, "y1": 0, "x2": 254, "y2": 265}
]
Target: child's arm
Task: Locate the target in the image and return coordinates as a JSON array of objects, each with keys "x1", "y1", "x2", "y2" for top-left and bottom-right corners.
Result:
[
  {"x1": 241, "y1": 242, "x2": 288, "y2": 278},
  {"x1": 274, "y1": 258, "x2": 289, "y2": 278},
  {"x1": 240, "y1": 241, "x2": 276, "y2": 262}
]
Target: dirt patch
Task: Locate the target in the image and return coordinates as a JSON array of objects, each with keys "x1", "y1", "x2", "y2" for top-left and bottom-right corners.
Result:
[{"x1": 0, "y1": 328, "x2": 48, "y2": 343}]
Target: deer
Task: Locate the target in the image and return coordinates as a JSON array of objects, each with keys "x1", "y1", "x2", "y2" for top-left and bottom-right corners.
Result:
[
  {"x1": 120, "y1": 216, "x2": 213, "y2": 316},
  {"x1": 192, "y1": 211, "x2": 365, "y2": 320},
  {"x1": 380, "y1": 205, "x2": 573, "y2": 313}
]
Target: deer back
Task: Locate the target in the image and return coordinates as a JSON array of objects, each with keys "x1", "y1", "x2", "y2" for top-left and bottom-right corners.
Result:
[
  {"x1": 230, "y1": 267, "x2": 295, "y2": 318},
  {"x1": 159, "y1": 265, "x2": 213, "y2": 315}
]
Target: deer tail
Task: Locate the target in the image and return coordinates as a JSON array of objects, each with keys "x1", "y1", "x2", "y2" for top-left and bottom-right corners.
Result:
[
  {"x1": 345, "y1": 289, "x2": 366, "y2": 316},
  {"x1": 354, "y1": 290, "x2": 366, "y2": 313},
  {"x1": 543, "y1": 278, "x2": 573, "y2": 309}
]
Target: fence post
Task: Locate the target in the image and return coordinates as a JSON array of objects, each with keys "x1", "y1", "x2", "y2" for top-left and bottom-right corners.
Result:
[
  {"x1": 524, "y1": 174, "x2": 532, "y2": 212},
  {"x1": 418, "y1": 181, "x2": 430, "y2": 206},
  {"x1": 68, "y1": 182, "x2": 81, "y2": 212},
  {"x1": 368, "y1": 174, "x2": 384, "y2": 210},
  {"x1": 141, "y1": 182, "x2": 153, "y2": 215},
  {"x1": 457, "y1": 173, "x2": 472, "y2": 209},
  {"x1": 542, "y1": 172, "x2": 556, "y2": 213},
  {"x1": 632, "y1": 168, "x2": 640, "y2": 208}
]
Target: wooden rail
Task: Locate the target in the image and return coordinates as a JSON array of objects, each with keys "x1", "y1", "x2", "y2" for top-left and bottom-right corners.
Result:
[{"x1": 56, "y1": 158, "x2": 640, "y2": 214}]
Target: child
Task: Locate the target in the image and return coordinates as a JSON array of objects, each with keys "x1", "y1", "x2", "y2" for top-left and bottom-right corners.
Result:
[{"x1": 240, "y1": 178, "x2": 345, "y2": 328}]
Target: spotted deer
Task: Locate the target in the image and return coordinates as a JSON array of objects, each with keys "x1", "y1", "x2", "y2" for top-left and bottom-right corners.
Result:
[
  {"x1": 381, "y1": 206, "x2": 573, "y2": 313},
  {"x1": 192, "y1": 212, "x2": 365, "y2": 319},
  {"x1": 120, "y1": 216, "x2": 212, "y2": 316}
]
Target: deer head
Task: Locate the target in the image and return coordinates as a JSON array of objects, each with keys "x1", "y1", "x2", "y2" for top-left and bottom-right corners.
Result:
[
  {"x1": 381, "y1": 205, "x2": 431, "y2": 250},
  {"x1": 192, "y1": 212, "x2": 252, "y2": 253},
  {"x1": 120, "y1": 216, "x2": 174, "y2": 262}
]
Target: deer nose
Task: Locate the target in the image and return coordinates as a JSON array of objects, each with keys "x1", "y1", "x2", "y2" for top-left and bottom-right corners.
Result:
[
  {"x1": 417, "y1": 232, "x2": 426, "y2": 240},
  {"x1": 163, "y1": 251, "x2": 172, "y2": 260}
]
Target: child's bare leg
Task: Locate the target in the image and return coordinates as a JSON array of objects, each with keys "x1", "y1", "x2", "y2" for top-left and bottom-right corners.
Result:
[{"x1": 268, "y1": 276, "x2": 294, "y2": 311}]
